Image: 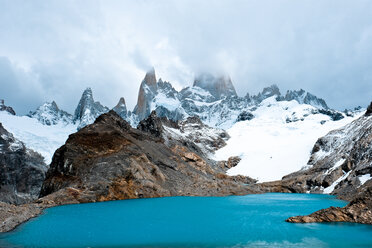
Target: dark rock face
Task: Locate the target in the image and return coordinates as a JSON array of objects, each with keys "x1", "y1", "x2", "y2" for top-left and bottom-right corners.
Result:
[
  {"x1": 40, "y1": 110, "x2": 259, "y2": 204},
  {"x1": 73, "y1": 88, "x2": 109, "y2": 129},
  {"x1": 0, "y1": 100, "x2": 15, "y2": 115},
  {"x1": 287, "y1": 183, "x2": 372, "y2": 224},
  {"x1": 317, "y1": 109, "x2": 344, "y2": 121},
  {"x1": 236, "y1": 111, "x2": 254, "y2": 122},
  {"x1": 193, "y1": 73, "x2": 237, "y2": 100},
  {"x1": 284, "y1": 89, "x2": 328, "y2": 109},
  {"x1": 0, "y1": 123, "x2": 47, "y2": 204},
  {"x1": 166, "y1": 115, "x2": 230, "y2": 156},
  {"x1": 366, "y1": 102, "x2": 372, "y2": 116},
  {"x1": 252, "y1": 84, "x2": 281, "y2": 103},
  {"x1": 112, "y1": 97, "x2": 127, "y2": 119},
  {"x1": 28, "y1": 101, "x2": 73, "y2": 125},
  {"x1": 137, "y1": 111, "x2": 178, "y2": 138}
]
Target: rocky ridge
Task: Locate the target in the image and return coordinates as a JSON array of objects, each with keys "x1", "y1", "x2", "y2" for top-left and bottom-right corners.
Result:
[
  {"x1": 0, "y1": 100, "x2": 15, "y2": 115},
  {"x1": 28, "y1": 101, "x2": 73, "y2": 125},
  {"x1": 0, "y1": 123, "x2": 47, "y2": 204},
  {"x1": 20, "y1": 68, "x2": 348, "y2": 132}
]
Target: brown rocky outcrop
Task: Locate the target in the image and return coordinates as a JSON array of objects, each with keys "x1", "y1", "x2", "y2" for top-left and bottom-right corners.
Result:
[
  {"x1": 39, "y1": 110, "x2": 259, "y2": 205},
  {"x1": 286, "y1": 183, "x2": 372, "y2": 224}
]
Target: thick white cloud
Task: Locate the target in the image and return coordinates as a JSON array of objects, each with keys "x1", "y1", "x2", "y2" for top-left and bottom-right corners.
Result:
[{"x1": 0, "y1": 0, "x2": 371, "y2": 114}]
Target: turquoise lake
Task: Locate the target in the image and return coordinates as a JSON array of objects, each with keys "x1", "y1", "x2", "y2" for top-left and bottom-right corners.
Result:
[{"x1": 1, "y1": 193, "x2": 372, "y2": 247}]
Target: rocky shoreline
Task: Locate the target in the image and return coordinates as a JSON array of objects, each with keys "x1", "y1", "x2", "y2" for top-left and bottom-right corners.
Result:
[{"x1": 286, "y1": 182, "x2": 372, "y2": 224}]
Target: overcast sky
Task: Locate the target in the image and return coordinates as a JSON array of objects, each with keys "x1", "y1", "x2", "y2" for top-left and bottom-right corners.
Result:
[{"x1": 0, "y1": 0, "x2": 371, "y2": 114}]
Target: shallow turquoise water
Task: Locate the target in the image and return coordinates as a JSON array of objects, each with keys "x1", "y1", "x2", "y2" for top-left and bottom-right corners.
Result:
[{"x1": 1, "y1": 193, "x2": 372, "y2": 247}]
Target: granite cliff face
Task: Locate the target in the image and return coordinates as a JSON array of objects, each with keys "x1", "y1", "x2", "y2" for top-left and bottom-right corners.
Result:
[
  {"x1": 133, "y1": 69, "x2": 158, "y2": 121},
  {"x1": 39, "y1": 110, "x2": 258, "y2": 205},
  {"x1": 0, "y1": 123, "x2": 47, "y2": 204}
]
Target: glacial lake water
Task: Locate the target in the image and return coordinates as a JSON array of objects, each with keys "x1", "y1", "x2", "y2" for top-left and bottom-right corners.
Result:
[{"x1": 1, "y1": 193, "x2": 372, "y2": 248}]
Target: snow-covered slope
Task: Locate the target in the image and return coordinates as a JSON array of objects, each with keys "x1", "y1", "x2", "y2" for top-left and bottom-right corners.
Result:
[
  {"x1": 0, "y1": 111, "x2": 77, "y2": 164},
  {"x1": 214, "y1": 97, "x2": 363, "y2": 182}
]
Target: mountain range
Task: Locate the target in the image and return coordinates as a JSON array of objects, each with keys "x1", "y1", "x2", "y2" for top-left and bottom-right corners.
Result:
[
  {"x1": 0, "y1": 68, "x2": 371, "y2": 231},
  {"x1": 4, "y1": 68, "x2": 356, "y2": 131}
]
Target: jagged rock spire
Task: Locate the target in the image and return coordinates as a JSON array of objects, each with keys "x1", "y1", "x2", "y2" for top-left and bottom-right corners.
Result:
[
  {"x1": 133, "y1": 68, "x2": 158, "y2": 121},
  {"x1": 113, "y1": 97, "x2": 128, "y2": 119},
  {"x1": 193, "y1": 73, "x2": 237, "y2": 100},
  {"x1": 73, "y1": 87, "x2": 109, "y2": 129}
]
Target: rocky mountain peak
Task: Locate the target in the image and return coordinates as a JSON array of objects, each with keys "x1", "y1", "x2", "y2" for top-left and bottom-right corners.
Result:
[
  {"x1": 193, "y1": 73, "x2": 238, "y2": 100},
  {"x1": 92, "y1": 110, "x2": 132, "y2": 131},
  {"x1": 284, "y1": 89, "x2": 328, "y2": 109},
  {"x1": 261, "y1": 84, "x2": 281, "y2": 97},
  {"x1": 134, "y1": 68, "x2": 159, "y2": 121},
  {"x1": 137, "y1": 110, "x2": 178, "y2": 138},
  {"x1": 113, "y1": 97, "x2": 127, "y2": 119},
  {"x1": 0, "y1": 99, "x2": 16, "y2": 115},
  {"x1": 28, "y1": 101, "x2": 73, "y2": 126},
  {"x1": 74, "y1": 87, "x2": 109, "y2": 129},
  {"x1": 142, "y1": 67, "x2": 157, "y2": 90},
  {"x1": 251, "y1": 84, "x2": 281, "y2": 103}
]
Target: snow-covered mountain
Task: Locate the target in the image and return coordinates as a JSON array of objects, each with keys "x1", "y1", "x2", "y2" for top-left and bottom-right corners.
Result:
[
  {"x1": 113, "y1": 97, "x2": 127, "y2": 119},
  {"x1": 281, "y1": 103, "x2": 372, "y2": 198},
  {"x1": 131, "y1": 69, "x2": 349, "y2": 129},
  {"x1": 0, "y1": 111, "x2": 77, "y2": 164},
  {"x1": 0, "y1": 68, "x2": 363, "y2": 176},
  {"x1": 73, "y1": 87, "x2": 110, "y2": 129},
  {"x1": 27, "y1": 101, "x2": 73, "y2": 126}
]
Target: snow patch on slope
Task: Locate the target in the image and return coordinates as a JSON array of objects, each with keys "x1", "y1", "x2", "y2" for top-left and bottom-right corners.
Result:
[
  {"x1": 323, "y1": 171, "x2": 352, "y2": 194},
  {"x1": 358, "y1": 174, "x2": 372, "y2": 187},
  {"x1": 0, "y1": 111, "x2": 77, "y2": 164},
  {"x1": 214, "y1": 97, "x2": 362, "y2": 182}
]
